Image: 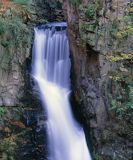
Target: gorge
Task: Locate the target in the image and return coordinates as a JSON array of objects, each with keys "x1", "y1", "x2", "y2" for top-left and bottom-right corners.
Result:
[{"x1": 0, "y1": 0, "x2": 133, "y2": 160}]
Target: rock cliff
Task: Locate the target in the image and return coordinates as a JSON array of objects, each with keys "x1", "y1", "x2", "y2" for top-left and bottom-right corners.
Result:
[
  {"x1": 0, "y1": 0, "x2": 63, "y2": 159},
  {"x1": 61, "y1": 0, "x2": 133, "y2": 159}
]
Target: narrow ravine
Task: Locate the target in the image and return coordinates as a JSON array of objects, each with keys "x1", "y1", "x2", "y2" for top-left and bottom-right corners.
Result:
[{"x1": 32, "y1": 22, "x2": 92, "y2": 160}]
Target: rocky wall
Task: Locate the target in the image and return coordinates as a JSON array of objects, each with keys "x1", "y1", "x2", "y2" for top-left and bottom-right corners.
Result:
[
  {"x1": 0, "y1": 0, "x2": 65, "y2": 159},
  {"x1": 61, "y1": 0, "x2": 133, "y2": 159},
  {"x1": 0, "y1": 37, "x2": 30, "y2": 106}
]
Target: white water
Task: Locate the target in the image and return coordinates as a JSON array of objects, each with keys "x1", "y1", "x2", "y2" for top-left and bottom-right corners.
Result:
[{"x1": 32, "y1": 23, "x2": 92, "y2": 160}]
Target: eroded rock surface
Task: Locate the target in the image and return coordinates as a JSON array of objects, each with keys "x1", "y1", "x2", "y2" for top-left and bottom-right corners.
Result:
[{"x1": 0, "y1": 39, "x2": 30, "y2": 106}]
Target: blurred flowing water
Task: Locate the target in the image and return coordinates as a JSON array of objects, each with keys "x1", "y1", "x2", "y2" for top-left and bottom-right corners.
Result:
[{"x1": 32, "y1": 22, "x2": 92, "y2": 160}]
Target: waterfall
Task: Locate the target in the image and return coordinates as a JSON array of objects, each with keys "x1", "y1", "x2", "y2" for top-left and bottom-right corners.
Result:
[{"x1": 32, "y1": 22, "x2": 92, "y2": 160}]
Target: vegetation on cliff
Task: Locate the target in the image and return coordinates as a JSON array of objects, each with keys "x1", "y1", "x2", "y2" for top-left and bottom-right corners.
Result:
[
  {"x1": 63, "y1": 0, "x2": 133, "y2": 159},
  {"x1": 0, "y1": 0, "x2": 31, "y2": 48},
  {"x1": 0, "y1": 1, "x2": 31, "y2": 159}
]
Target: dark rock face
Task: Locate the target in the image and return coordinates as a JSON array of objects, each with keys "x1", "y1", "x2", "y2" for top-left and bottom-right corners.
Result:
[
  {"x1": 61, "y1": 0, "x2": 133, "y2": 159},
  {"x1": 32, "y1": 0, "x2": 65, "y2": 23}
]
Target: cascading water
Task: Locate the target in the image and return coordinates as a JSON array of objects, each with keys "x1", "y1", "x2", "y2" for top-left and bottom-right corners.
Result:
[{"x1": 32, "y1": 22, "x2": 92, "y2": 160}]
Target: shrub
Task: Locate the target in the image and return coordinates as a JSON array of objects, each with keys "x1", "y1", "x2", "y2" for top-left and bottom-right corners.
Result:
[
  {"x1": 108, "y1": 62, "x2": 133, "y2": 120},
  {"x1": 85, "y1": 4, "x2": 96, "y2": 19}
]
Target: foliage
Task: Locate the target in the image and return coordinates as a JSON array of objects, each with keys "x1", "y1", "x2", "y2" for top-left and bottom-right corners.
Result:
[
  {"x1": 81, "y1": 23, "x2": 97, "y2": 33},
  {"x1": 106, "y1": 53, "x2": 133, "y2": 62},
  {"x1": 116, "y1": 25, "x2": 133, "y2": 39},
  {"x1": 0, "y1": 107, "x2": 16, "y2": 159},
  {"x1": 85, "y1": 4, "x2": 96, "y2": 19},
  {"x1": 0, "y1": 17, "x2": 29, "y2": 48},
  {"x1": 0, "y1": 106, "x2": 31, "y2": 159},
  {"x1": 110, "y1": 1, "x2": 133, "y2": 40},
  {"x1": 128, "y1": 2, "x2": 133, "y2": 15},
  {"x1": 69, "y1": 0, "x2": 81, "y2": 6},
  {"x1": 108, "y1": 62, "x2": 133, "y2": 120},
  {"x1": 0, "y1": 107, "x2": 7, "y2": 118},
  {"x1": 0, "y1": 138, "x2": 17, "y2": 160},
  {"x1": 0, "y1": 0, "x2": 32, "y2": 20},
  {"x1": 78, "y1": 1, "x2": 101, "y2": 45},
  {"x1": 0, "y1": 21, "x2": 6, "y2": 35},
  {"x1": 0, "y1": 0, "x2": 31, "y2": 48},
  {"x1": 79, "y1": 3, "x2": 96, "y2": 20},
  {"x1": 94, "y1": 154, "x2": 103, "y2": 160}
]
